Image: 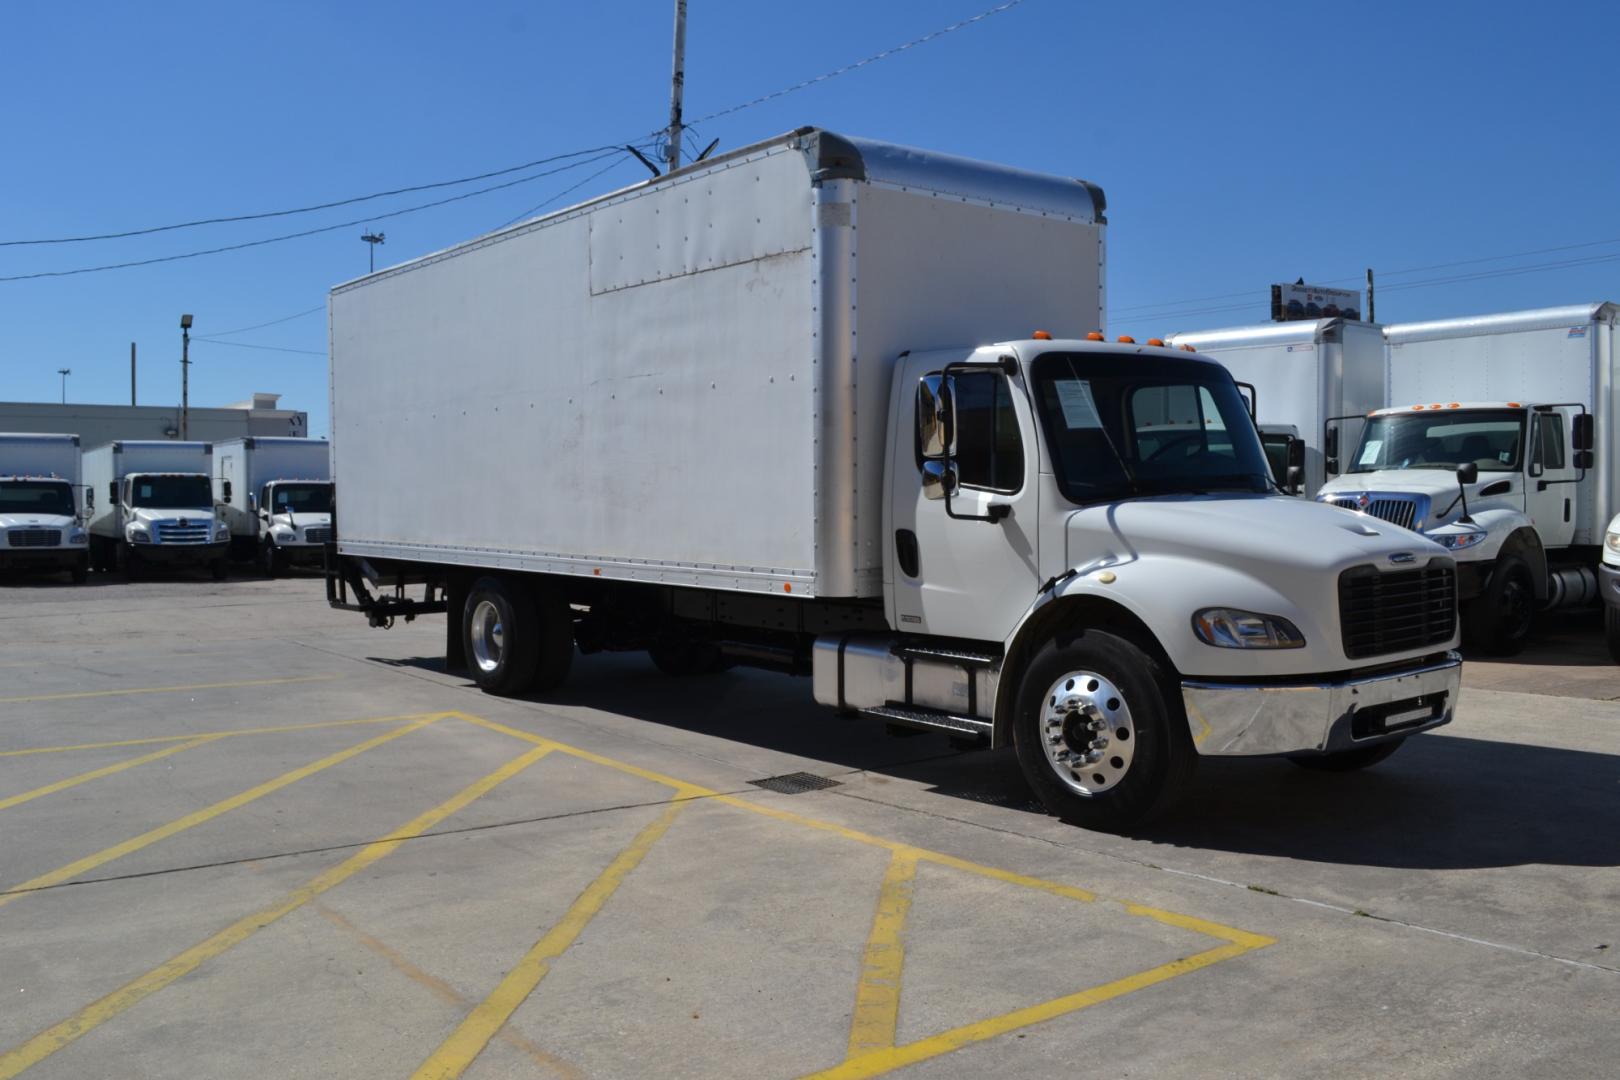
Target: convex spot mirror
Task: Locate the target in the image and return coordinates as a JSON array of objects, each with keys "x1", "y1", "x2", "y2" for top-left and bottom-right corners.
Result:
[
  {"x1": 916, "y1": 375, "x2": 956, "y2": 460},
  {"x1": 1574, "y1": 412, "x2": 1594, "y2": 451},
  {"x1": 921, "y1": 460, "x2": 958, "y2": 501},
  {"x1": 1456, "y1": 462, "x2": 1479, "y2": 485},
  {"x1": 222, "y1": 480, "x2": 232, "y2": 501}
]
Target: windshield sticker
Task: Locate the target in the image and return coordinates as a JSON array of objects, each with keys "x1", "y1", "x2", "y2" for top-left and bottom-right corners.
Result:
[
  {"x1": 1358, "y1": 439, "x2": 1383, "y2": 466},
  {"x1": 1055, "y1": 380, "x2": 1103, "y2": 429}
]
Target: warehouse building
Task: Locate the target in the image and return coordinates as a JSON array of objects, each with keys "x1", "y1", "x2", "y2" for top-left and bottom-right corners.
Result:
[{"x1": 0, "y1": 393, "x2": 307, "y2": 448}]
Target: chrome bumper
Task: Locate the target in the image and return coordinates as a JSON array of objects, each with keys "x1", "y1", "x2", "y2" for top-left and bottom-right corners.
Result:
[{"x1": 1181, "y1": 652, "x2": 1461, "y2": 757}]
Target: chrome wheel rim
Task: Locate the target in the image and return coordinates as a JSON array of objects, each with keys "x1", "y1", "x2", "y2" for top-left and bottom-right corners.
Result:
[
  {"x1": 470, "y1": 599, "x2": 505, "y2": 673},
  {"x1": 1040, "y1": 670, "x2": 1136, "y2": 796}
]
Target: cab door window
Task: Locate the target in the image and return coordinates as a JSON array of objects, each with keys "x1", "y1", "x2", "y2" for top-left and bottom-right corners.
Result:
[
  {"x1": 1531, "y1": 413, "x2": 1566, "y2": 475},
  {"x1": 951, "y1": 371, "x2": 1024, "y2": 492}
]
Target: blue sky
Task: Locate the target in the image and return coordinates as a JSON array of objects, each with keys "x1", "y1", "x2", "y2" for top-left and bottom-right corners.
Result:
[{"x1": 2, "y1": 0, "x2": 1615, "y2": 437}]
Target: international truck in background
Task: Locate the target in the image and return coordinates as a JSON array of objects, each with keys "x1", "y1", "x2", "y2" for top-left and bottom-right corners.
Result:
[
  {"x1": 83, "y1": 440, "x2": 230, "y2": 580},
  {"x1": 0, "y1": 432, "x2": 89, "y2": 583},
  {"x1": 326, "y1": 127, "x2": 1462, "y2": 830},
  {"x1": 1320, "y1": 303, "x2": 1615, "y2": 654},
  {"x1": 1166, "y1": 318, "x2": 1386, "y2": 495},
  {"x1": 213, "y1": 437, "x2": 333, "y2": 576}
]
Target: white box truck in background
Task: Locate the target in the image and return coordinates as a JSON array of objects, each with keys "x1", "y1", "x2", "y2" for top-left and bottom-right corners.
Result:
[
  {"x1": 1320, "y1": 303, "x2": 1616, "y2": 654},
  {"x1": 0, "y1": 432, "x2": 89, "y2": 583},
  {"x1": 326, "y1": 127, "x2": 1462, "y2": 830},
  {"x1": 83, "y1": 440, "x2": 230, "y2": 580},
  {"x1": 213, "y1": 437, "x2": 332, "y2": 575},
  {"x1": 1166, "y1": 318, "x2": 1387, "y2": 495}
]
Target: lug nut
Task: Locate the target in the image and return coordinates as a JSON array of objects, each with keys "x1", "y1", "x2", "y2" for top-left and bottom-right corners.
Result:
[{"x1": 1089, "y1": 737, "x2": 1109, "y2": 750}]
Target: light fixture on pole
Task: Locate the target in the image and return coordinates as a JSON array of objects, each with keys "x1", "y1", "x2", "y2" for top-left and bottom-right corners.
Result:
[
  {"x1": 57, "y1": 368, "x2": 71, "y2": 404},
  {"x1": 361, "y1": 231, "x2": 386, "y2": 273},
  {"x1": 179, "y1": 314, "x2": 193, "y2": 440}
]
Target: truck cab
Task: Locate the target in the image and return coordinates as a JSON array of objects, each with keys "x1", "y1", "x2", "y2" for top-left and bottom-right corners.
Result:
[
  {"x1": 0, "y1": 474, "x2": 88, "y2": 582},
  {"x1": 1319, "y1": 401, "x2": 1592, "y2": 653},
  {"x1": 254, "y1": 479, "x2": 334, "y2": 574},
  {"x1": 114, "y1": 472, "x2": 230, "y2": 578}
]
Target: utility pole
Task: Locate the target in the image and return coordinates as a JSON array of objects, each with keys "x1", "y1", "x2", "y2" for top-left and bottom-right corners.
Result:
[
  {"x1": 362, "y1": 231, "x2": 386, "y2": 273},
  {"x1": 665, "y1": 0, "x2": 687, "y2": 175},
  {"x1": 130, "y1": 342, "x2": 137, "y2": 405},
  {"x1": 180, "y1": 314, "x2": 193, "y2": 440},
  {"x1": 57, "y1": 368, "x2": 70, "y2": 404},
  {"x1": 1366, "y1": 268, "x2": 1376, "y2": 324}
]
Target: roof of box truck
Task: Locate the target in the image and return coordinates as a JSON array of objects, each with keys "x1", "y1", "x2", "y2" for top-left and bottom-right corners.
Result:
[
  {"x1": 332, "y1": 127, "x2": 1105, "y2": 293},
  {"x1": 1165, "y1": 318, "x2": 1377, "y2": 351},
  {"x1": 1386, "y1": 302, "x2": 1617, "y2": 343}
]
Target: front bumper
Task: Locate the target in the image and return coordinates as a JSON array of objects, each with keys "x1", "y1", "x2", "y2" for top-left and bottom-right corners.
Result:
[
  {"x1": 130, "y1": 541, "x2": 229, "y2": 563},
  {"x1": 1600, "y1": 563, "x2": 1620, "y2": 610},
  {"x1": 1181, "y1": 652, "x2": 1461, "y2": 756},
  {"x1": 273, "y1": 542, "x2": 326, "y2": 566},
  {"x1": 0, "y1": 549, "x2": 86, "y2": 569}
]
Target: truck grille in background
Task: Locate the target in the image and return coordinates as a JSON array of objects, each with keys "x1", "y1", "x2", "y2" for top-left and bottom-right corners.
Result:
[
  {"x1": 1330, "y1": 497, "x2": 1418, "y2": 531},
  {"x1": 155, "y1": 521, "x2": 210, "y2": 544},
  {"x1": 1339, "y1": 564, "x2": 1456, "y2": 660},
  {"x1": 7, "y1": 529, "x2": 61, "y2": 548},
  {"x1": 303, "y1": 527, "x2": 332, "y2": 544}
]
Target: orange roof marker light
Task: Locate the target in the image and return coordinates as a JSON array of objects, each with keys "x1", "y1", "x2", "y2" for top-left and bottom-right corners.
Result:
[
  {"x1": 1031, "y1": 330, "x2": 1053, "y2": 340},
  {"x1": 1448, "y1": 402, "x2": 1461, "y2": 409},
  {"x1": 1147, "y1": 338, "x2": 1165, "y2": 346},
  {"x1": 1412, "y1": 404, "x2": 1426, "y2": 410},
  {"x1": 1086, "y1": 331, "x2": 1106, "y2": 341},
  {"x1": 1117, "y1": 335, "x2": 1136, "y2": 344},
  {"x1": 1507, "y1": 401, "x2": 1522, "y2": 408}
]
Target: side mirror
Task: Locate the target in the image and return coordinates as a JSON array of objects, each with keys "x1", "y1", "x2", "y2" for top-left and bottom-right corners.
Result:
[
  {"x1": 249, "y1": 493, "x2": 258, "y2": 514},
  {"x1": 1456, "y1": 462, "x2": 1478, "y2": 485},
  {"x1": 222, "y1": 480, "x2": 233, "y2": 502},
  {"x1": 108, "y1": 481, "x2": 118, "y2": 503},
  {"x1": 1287, "y1": 436, "x2": 1305, "y2": 471},
  {"x1": 921, "y1": 460, "x2": 958, "y2": 501},
  {"x1": 916, "y1": 375, "x2": 953, "y2": 459},
  {"x1": 1576, "y1": 449, "x2": 1594, "y2": 470},
  {"x1": 1286, "y1": 464, "x2": 1304, "y2": 494},
  {"x1": 84, "y1": 487, "x2": 95, "y2": 512},
  {"x1": 1573, "y1": 412, "x2": 1594, "y2": 452}
]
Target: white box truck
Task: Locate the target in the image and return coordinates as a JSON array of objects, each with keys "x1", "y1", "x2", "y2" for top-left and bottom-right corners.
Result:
[
  {"x1": 213, "y1": 437, "x2": 332, "y2": 575},
  {"x1": 1319, "y1": 303, "x2": 1615, "y2": 654},
  {"x1": 0, "y1": 432, "x2": 89, "y2": 583},
  {"x1": 83, "y1": 440, "x2": 230, "y2": 579},
  {"x1": 326, "y1": 128, "x2": 1462, "y2": 829},
  {"x1": 1166, "y1": 318, "x2": 1387, "y2": 495}
]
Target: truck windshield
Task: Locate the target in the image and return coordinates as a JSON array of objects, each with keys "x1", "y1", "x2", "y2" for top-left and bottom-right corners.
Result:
[
  {"x1": 1350, "y1": 410, "x2": 1524, "y2": 473},
  {"x1": 0, "y1": 480, "x2": 75, "y2": 516},
  {"x1": 269, "y1": 483, "x2": 333, "y2": 513},
  {"x1": 1030, "y1": 353, "x2": 1272, "y2": 504},
  {"x1": 130, "y1": 475, "x2": 212, "y2": 509}
]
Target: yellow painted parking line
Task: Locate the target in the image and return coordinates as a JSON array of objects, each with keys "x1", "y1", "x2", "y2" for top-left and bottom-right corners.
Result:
[
  {"x1": 0, "y1": 712, "x2": 435, "y2": 758},
  {"x1": 0, "y1": 743, "x2": 553, "y2": 1080},
  {"x1": 846, "y1": 851, "x2": 919, "y2": 1059},
  {"x1": 0, "y1": 735, "x2": 223, "y2": 813},
  {"x1": 0, "y1": 715, "x2": 439, "y2": 909},
  {"x1": 410, "y1": 797, "x2": 687, "y2": 1080},
  {"x1": 0, "y1": 673, "x2": 340, "y2": 705}
]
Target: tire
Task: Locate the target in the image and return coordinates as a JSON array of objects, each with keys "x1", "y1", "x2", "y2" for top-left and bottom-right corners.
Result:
[
  {"x1": 260, "y1": 542, "x2": 281, "y2": 578},
  {"x1": 462, "y1": 576, "x2": 573, "y2": 696},
  {"x1": 1463, "y1": 555, "x2": 1536, "y2": 656},
  {"x1": 1012, "y1": 629, "x2": 1195, "y2": 831},
  {"x1": 1607, "y1": 606, "x2": 1620, "y2": 666},
  {"x1": 121, "y1": 547, "x2": 143, "y2": 581},
  {"x1": 1289, "y1": 736, "x2": 1405, "y2": 771},
  {"x1": 70, "y1": 557, "x2": 88, "y2": 585},
  {"x1": 648, "y1": 636, "x2": 728, "y2": 677},
  {"x1": 211, "y1": 558, "x2": 229, "y2": 582}
]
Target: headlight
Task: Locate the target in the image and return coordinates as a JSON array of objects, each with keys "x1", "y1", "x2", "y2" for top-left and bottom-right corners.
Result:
[
  {"x1": 1192, "y1": 608, "x2": 1306, "y2": 649},
  {"x1": 127, "y1": 525, "x2": 151, "y2": 545},
  {"x1": 1606, "y1": 530, "x2": 1620, "y2": 555},
  {"x1": 214, "y1": 524, "x2": 230, "y2": 541},
  {"x1": 271, "y1": 526, "x2": 295, "y2": 542},
  {"x1": 68, "y1": 528, "x2": 87, "y2": 545},
  {"x1": 1430, "y1": 530, "x2": 1486, "y2": 551}
]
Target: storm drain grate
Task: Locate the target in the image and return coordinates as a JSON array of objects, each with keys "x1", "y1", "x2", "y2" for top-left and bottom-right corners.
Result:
[{"x1": 748, "y1": 772, "x2": 842, "y2": 795}]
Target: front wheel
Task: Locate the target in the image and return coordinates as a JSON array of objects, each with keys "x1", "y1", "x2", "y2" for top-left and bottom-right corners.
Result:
[
  {"x1": 1012, "y1": 630, "x2": 1195, "y2": 832},
  {"x1": 1463, "y1": 556, "x2": 1535, "y2": 656},
  {"x1": 1606, "y1": 606, "x2": 1620, "y2": 665},
  {"x1": 260, "y1": 542, "x2": 282, "y2": 578},
  {"x1": 70, "y1": 557, "x2": 89, "y2": 585},
  {"x1": 1288, "y1": 737, "x2": 1405, "y2": 771}
]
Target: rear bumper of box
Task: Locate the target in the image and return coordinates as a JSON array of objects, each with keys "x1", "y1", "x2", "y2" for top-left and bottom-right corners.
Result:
[{"x1": 1181, "y1": 652, "x2": 1461, "y2": 757}]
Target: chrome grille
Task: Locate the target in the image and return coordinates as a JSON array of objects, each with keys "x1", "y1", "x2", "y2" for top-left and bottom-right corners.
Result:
[
  {"x1": 1329, "y1": 496, "x2": 1419, "y2": 531},
  {"x1": 155, "y1": 520, "x2": 211, "y2": 544},
  {"x1": 1339, "y1": 564, "x2": 1456, "y2": 660},
  {"x1": 8, "y1": 529, "x2": 61, "y2": 548},
  {"x1": 303, "y1": 527, "x2": 332, "y2": 544}
]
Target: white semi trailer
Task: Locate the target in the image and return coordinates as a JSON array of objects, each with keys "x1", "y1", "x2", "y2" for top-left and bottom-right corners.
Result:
[
  {"x1": 0, "y1": 432, "x2": 89, "y2": 583},
  {"x1": 1165, "y1": 318, "x2": 1387, "y2": 495},
  {"x1": 213, "y1": 437, "x2": 333, "y2": 575},
  {"x1": 1320, "y1": 303, "x2": 1616, "y2": 654},
  {"x1": 326, "y1": 128, "x2": 1462, "y2": 829},
  {"x1": 83, "y1": 440, "x2": 230, "y2": 579}
]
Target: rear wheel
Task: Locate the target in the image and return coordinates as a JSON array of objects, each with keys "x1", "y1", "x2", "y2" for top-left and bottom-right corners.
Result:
[
  {"x1": 462, "y1": 575, "x2": 572, "y2": 696},
  {"x1": 1012, "y1": 630, "x2": 1194, "y2": 831},
  {"x1": 1608, "y1": 606, "x2": 1620, "y2": 665},
  {"x1": 1289, "y1": 737, "x2": 1405, "y2": 771},
  {"x1": 1464, "y1": 555, "x2": 1535, "y2": 656}
]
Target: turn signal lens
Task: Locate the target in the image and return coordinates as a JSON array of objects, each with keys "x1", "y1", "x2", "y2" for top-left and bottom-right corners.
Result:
[
  {"x1": 1192, "y1": 608, "x2": 1306, "y2": 649},
  {"x1": 1117, "y1": 335, "x2": 1136, "y2": 344},
  {"x1": 1086, "y1": 332, "x2": 1106, "y2": 341},
  {"x1": 1031, "y1": 330, "x2": 1053, "y2": 340},
  {"x1": 1147, "y1": 338, "x2": 1165, "y2": 346}
]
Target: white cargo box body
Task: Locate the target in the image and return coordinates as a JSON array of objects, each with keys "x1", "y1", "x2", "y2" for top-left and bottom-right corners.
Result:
[
  {"x1": 0, "y1": 433, "x2": 80, "y2": 485},
  {"x1": 83, "y1": 440, "x2": 213, "y2": 536},
  {"x1": 214, "y1": 437, "x2": 331, "y2": 536},
  {"x1": 330, "y1": 128, "x2": 1104, "y2": 598},
  {"x1": 1386, "y1": 302, "x2": 1619, "y2": 534},
  {"x1": 1165, "y1": 319, "x2": 1385, "y2": 493}
]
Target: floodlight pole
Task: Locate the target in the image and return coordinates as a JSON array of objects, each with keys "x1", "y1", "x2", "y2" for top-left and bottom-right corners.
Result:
[
  {"x1": 57, "y1": 368, "x2": 70, "y2": 404},
  {"x1": 666, "y1": 0, "x2": 687, "y2": 175},
  {"x1": 180, "y1": 314, "x2": 193, "y2": 440},
  {"x1": 362, "y1": 232, "x2": 386, "y2": 273}
]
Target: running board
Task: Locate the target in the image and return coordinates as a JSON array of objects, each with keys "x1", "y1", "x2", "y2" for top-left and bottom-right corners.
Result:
[
  {"x1": 891, "y1": 643, "x2": 1001, "y2": 668},
  {"x1": 859, "y1": 704, "x2": 992, "y2": 740}
]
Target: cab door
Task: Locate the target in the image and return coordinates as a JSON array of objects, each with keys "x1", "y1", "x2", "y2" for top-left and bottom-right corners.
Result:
[
  {"x1": 1526, "y1": 408, "x2": 1577, "y2": 548},
  {"x1": 888, "y1": 354, "x2": 1041, "y2": 643}
]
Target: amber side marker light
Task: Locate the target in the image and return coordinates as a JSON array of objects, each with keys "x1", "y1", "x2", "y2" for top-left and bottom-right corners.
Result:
[
  {"x1": 1117, "y1": 335, "x2": 1136, "y2": 344},
  {"x1": 1147, "y1": 338, "x2": 1165, "y2": 346},
  {"x1": 1086, "y1": 331, "x2": 1106, "y2": 341},
  {"x1": 1032, "y1": 330, "x2": 1053, "y2": 340}
]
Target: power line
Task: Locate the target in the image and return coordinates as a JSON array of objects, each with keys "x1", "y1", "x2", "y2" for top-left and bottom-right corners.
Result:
[
  {"x1": 191, "y1": 338, "x2": 326, "y2": 356},
  {"x1": 681, "y1": 0, "x2": 1028, "y2": 128},
  {"x1": 0, "y1": 147, "x2": 628, "y2": 248},
  {"x1": 0, "y1": 150, "x2": 627, "y2": 282},
  {"x1": 500, "y1": 154, "x2": 638, "y2": 228},
  {"x1": 206, "y1": 306, "x2": 325, "y2": 338}
]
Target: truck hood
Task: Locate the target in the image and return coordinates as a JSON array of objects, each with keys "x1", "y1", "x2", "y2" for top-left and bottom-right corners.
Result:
[
  {"x1": 270, "y1": 511, "x2": 331, "y2": 529},
  {"x1": 1319, "y1": 470, "x2": 1521, "y2": 530},
  {"x1": 131, "y1": 508, "x2": 214, "y2": 526},
  {"x1": 0, "y1": 512, "x2": 76, "y2": 529}
]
